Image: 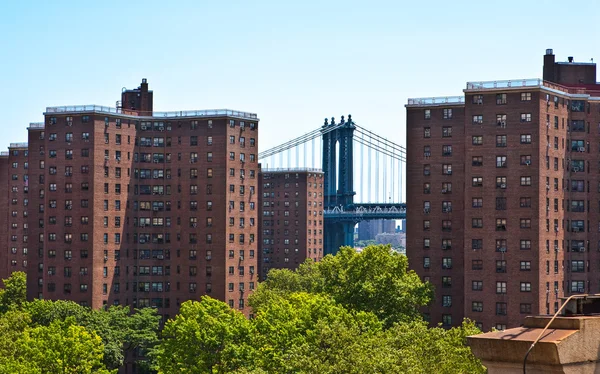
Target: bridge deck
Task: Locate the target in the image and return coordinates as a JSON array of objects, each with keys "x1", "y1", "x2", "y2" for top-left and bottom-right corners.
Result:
[{"x1": 323, "y1": 203, "x2": 406, "y2": 222}]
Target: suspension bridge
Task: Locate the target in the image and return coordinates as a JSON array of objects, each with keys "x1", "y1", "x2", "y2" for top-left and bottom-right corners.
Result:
[{"x1": 259, "y1": 115, "x2": 406, "y2": 254}]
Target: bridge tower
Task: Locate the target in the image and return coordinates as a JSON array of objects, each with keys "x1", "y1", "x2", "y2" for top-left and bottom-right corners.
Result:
[{"x1": 322, "y1": 115, "x2": 356, "y2": 254}]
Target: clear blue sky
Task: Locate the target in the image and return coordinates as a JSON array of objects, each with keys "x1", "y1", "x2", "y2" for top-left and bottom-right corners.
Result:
[{"x1": 1, "y1": 0, "x2": 599, "y2": 156}]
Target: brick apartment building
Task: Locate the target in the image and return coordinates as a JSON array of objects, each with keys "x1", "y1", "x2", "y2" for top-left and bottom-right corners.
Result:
[
  {"x1": 0, "y1": 79, "x2": 259, "y2": 320},
  {"x1": 407, "y1": 49, "x2": 600, "y2": 331},
  {"x1": 258, "y1": 168, "x2": 324, "y2": 279}
]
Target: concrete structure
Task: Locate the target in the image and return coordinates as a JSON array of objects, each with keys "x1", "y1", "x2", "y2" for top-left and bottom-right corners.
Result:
[
  {"x1": 468, "y1": 296, "x2": 600, "y2": 373},
  {"x1": 0, "y1": 80, "x2": 260, "y2": 321},
  {"x1": 407, "y1": 49, "x2": 600, "y2": 330},
  {"x1": 258, "y1": 168, "x2": 324, "y2": 280}
]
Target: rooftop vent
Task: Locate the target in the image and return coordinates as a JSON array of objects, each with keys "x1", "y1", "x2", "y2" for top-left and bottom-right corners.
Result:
[
  {"x1": 568, "y1": 56, "x2": 574, "y2": 63},
  {"x1": 546, "y1": 48, "x2": 553, "y2": 55}
]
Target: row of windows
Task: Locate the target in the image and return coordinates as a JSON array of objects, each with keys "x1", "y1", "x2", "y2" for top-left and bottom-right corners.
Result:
[{"x1": 469, "y1": 301, "x2": 531, "y2": 315}]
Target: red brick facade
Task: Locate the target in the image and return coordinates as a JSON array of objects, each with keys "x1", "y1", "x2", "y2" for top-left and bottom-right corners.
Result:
[
  {"x1": 258, "y1": 169, "x2": 324, "y2": 280},
  {"x1": 407, "y1": 50, "x2": 600, "y2": 331},
  {"x1": 0, "y1": 80, "x2": 259, "y2": 320}
]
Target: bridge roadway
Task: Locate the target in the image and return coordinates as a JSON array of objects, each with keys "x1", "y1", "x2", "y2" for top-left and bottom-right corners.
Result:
[{"x1": 323, "y1": 203, "x2": 407, "y2": 222}]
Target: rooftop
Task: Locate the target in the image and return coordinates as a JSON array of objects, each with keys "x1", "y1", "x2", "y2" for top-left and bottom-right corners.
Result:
[
  {"x1": 9, "y1": 142, "x2": 28, "y2": 149},
  {"x1": 260, "y1": 167, "x2": 323, "y2": 173},
  {"x1": 407, "y1": 78, "x2": 600, "y2": 107},
  {"x1": 45, "y1": 105, "x2": 258, "y2": 120},
  {"x1": 28, "y1": 122, "x2": 44, "y2": 129}
]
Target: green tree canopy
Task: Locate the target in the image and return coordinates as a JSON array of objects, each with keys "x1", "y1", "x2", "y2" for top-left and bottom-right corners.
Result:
[
  {"x1": 252, "y1": 245, "x2": 434, "y2": 326},
  {"x1": 154, "y1": 297, "x2": 254, "y2": 374},
  {"x1": 0, "y1": 271, "x2": 26, "y2": 313}
]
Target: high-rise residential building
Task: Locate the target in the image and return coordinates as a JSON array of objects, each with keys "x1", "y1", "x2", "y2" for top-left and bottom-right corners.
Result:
[
  {"x1": 258, "y1": 168, "x2": 324, "y2": 280},
  {"x1": 357, "y1": 219, "x2": 396, "y2": 241},
  {"x1": 407, "y1": 49, "x2": 600, "y2": 331},
  {"x1": 0, "y1": 79, "x2": 260, "y2": 319}
]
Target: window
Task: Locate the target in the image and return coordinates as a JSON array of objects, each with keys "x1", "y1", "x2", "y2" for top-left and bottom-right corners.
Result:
[
  {"x1": 496, "y1": 281, "x2": 507, "y2": 294},
  {"x1": 442, "y1": 258, "x2": 452, "y2": 269},
  {"x1": 496, "y1": 135, "x2": 507, "y2": 147},
  {"x1": 496, "y1": 218, "x2": 507, "y2": 231},
  {"x1": 472, "y1": 156, "x2": 483, "y2": 166},
  {"x1": 423, "y1": 257, "x2": 430, "y2": 268},
  {"x1": 442, "y1": 127, "x2": 452, "y2": 138},
  {"x1": 472, "y1": 136, "x2": 483, "y2": 145},
  {"x1": 520, "y1": 197, "x2": 531, "y2": 208},
  {"x1": 423, "y1": 165, "x2": 430, "y2": 176},
  {"x1": 443, "y1": 108, "x2": 453, "y2": 119},
  {"x1": 496, "y1": 197, "x2": 506, "y2": 210},
  {"x1": 520, "y1": 261, "x2": 531, "y2": 271},
  {"x1": 424, "y1": 109, "x2": 431, "y2": 119},
  {"x1": 520, "y1": 282, "x2": 532, "y2": 292},
  {"x1": 424, "y1": 128, "x2": 431, "y2": 138},
  {"x1": 472, "y1": 177, "x2": 483, "y2": 187},
  {"x1": 472, "y1": 260, "x2": 483, "y2": 270},
  {"x1": 520, "y1": 155, "x2": 532, "y2": 165},
  {"x1": 442, "y1": 295, "x2": 452, "y2": 307},
  {"x1": 520, "y1": 113, "x2": 532, "y2": 122},
  {"x1": 520, "y1": 176, "x2": 532, "y2": 186},
  {"x1": 472, "y1": 115, "x2": 483, "y2": 124},
  {"x1": 472, "y1": 280, "x2": 483, "y2": 291},
  {"x1": 571, "y1": 281, "x2": 585, "y2": 293},
  {"x1": 520, "y1": 303, "x2": 532, "y2": 314},
  {"x1": 442, "y1": 164, "x2": 452, "y2": 175},
  {"x1": 520, "y1": 219, "x2": 531, "y2": 229},
  {"x1": 571, "y1": 260, "x2": 584, "y2": 272},
  {"x1": 442, "y1": 220, "x2": 451, "y2": 231},
  {"x1": 496, "y1": 303, "x2": 507, "y2": 316},
  {"x1": 472, "y1": 95, "x2": 483, "y2": 104},
  {"x1": 442, "y1": 145, "x2": 452, "y2": 156},
  {"x1": 496, "y1": 93, "x2": 507, "y2": 105},
  {"x1": 496, "y1": 260, "x2": 506, "y2": 273},
  {"x1": 472, "y1": 198, "x2": 482, "y2": 208},
  {"x1": 520, "y1": 134, "x2": 532, "y2": 144},
  {"x1": 521, "y1": 92, "x2": 532, "y2": 101},
  {"x1": 472, "y1": 301, "x2": 483, "y2": 312},
  {"x1": 496, "y1": 156, "x2": 507, "y2": 168},
  {"x1": 442, "y1": 315, "x2": 452, "y2": 327},
  {"x1": 472, "y1": 218, "x2": 483, "y2": 228},
  {"x1": 572, "y1": 120, "x2": 585, "y2": 132},
  {"x1": 442, "y1": 276, "x2": 451, "y2": 288}
]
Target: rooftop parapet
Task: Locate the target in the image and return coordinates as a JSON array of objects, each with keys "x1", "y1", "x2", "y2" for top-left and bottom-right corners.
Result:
[{"x1": 45, "y1": 105, "x2": 258, "y2": 120}]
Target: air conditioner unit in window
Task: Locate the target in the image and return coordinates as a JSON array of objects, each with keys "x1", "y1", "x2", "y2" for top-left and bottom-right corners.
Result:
[
  {"x1": 442, "y1": 264, "x2": 451, "y2": 269},
  {"x1": 442, "y1": 245, "x2": 448, "y2": 250},
  {"x1": 157, "y1": 255, "x2": 164, "y2": 259},
  {"x1": 441, "y1": 189, "x2": 447, "y2": 194},
  {"x1": 578, "y1": 288, "x2": 585, "y2": 293},
  {"x1": 579, "y1": 247, "x2": 586, "y2": 252},
  {"x1": 139, "y1": 239, "x2": 146, "y2": 243},
  {"x1": 525, "y1": 160, "x2": 531, "y2": 165},
  {"x1": 141, "y1": 125, "x2": 147, "y2": 130},
  {"x1": 159, "y1": 127, "x2": 164, "y2": 131},
  {"x1": 573, "y1": 167, "x2": 580, "y2": 172},
  {"x1": 500, "y1": 183, "x2": 506, "y2": 188},
  {"x1": 499, "y1": 247, "x2": 507, "y2": 252},
  {"x1": 104, "y1": 256, "x2": 108, "y2": 262},
  {"x1": 578, "y1": 147, "x2": 585, "y2": 152},
  {"x1": 423, "y1": 208, "x2": 430, "y2": 214}
]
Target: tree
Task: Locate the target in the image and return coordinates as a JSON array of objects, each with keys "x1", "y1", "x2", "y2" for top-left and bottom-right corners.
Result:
[
  {"x1": 383, "y1": 320, "x2": 485, "y2": 374},
  {"x1": 252, "y1": 245, "x2": 433, "y2": 326},
  {"x1": 24, "y1": 300, "x2": 160, "y2": 371},
  {"x1": 16, "y1": 319, "x2": 114, "y2": 374},
  {"x1": 251, "y1": 292, "x2": 383, "y2": 373},
  {"x1": 0, "y1": 272, "x2": 27, "y2": 313},
  {"x1": 154, "y1": 297, "x2": 254, "y2": 374}
]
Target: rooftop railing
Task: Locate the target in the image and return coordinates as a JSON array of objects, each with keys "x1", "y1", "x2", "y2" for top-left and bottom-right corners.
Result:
[
  {"x1": 260, "y1": 167, "x2": 323, "y2": 173},
  {"x1": 406, "y1": 96, "x2": 464, "y2": 106},
  {"x1": 28, "y1": 122, "x2": 45, "y2": 129},
  {"x1": 45, "y1": 105, "x2": 258, "y2": 120},
  {"x1": 9, "y1": 142, "x2": 28, "y2": 148},
  {"x1": 466, "y1": 78, "x2": 542, "y2": 90},
  {"x1": 0, "y1": 151, "x2": 8, "y2": 156}
]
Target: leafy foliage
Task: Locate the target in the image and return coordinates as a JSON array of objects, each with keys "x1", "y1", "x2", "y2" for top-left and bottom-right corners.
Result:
[
  {"x1": 252, "y1": 245, "x2": 434, "y2": 326},
  {"x1": 154, "y1": 297, "x2": 254, "y2": 374}
]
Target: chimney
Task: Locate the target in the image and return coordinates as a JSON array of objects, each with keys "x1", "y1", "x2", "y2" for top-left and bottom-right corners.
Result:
[
  {"x1": 568, "y1": 56, "x2": 574, "y2": 63},
  {"x1": 543, "y1": 48, "x2": 556, "y2": 83}
]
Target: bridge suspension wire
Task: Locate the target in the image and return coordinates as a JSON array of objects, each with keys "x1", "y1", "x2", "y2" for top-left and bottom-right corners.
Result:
[
  {"x1": 258, "y1": 122, "x2": 346, "y2": 160},
  {"x1": 354, "y1": 124, "x2": 406, "y2": 154}
]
